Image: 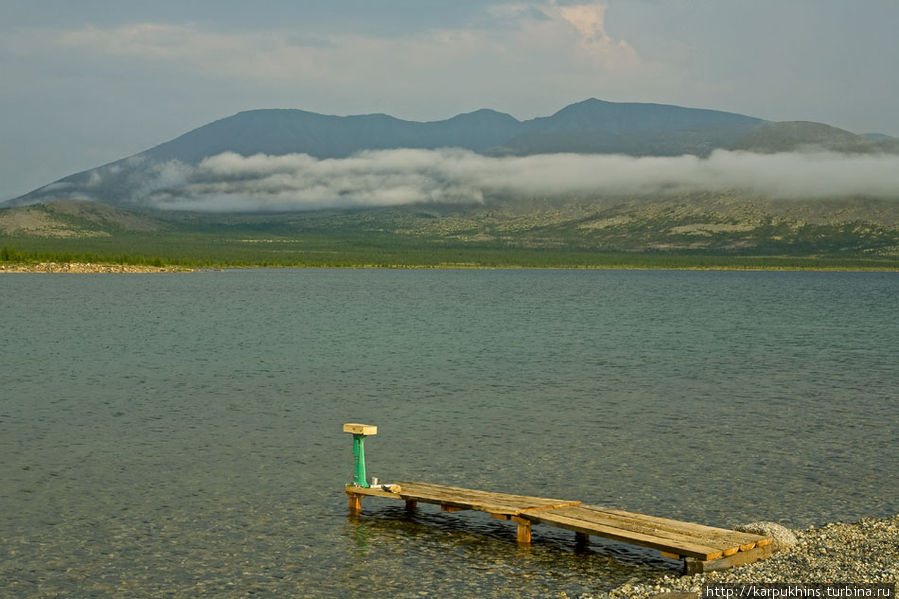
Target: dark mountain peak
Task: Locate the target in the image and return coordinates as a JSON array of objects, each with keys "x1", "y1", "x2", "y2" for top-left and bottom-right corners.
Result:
[
  {"x1": 234, "y1": 107, "x2": 323, "y2": 118},
  {"x1": 487, "y1": 98, "x2": 766, "y2": 157},
  {"x1": 547, "y1": 97, "x2": 610, "y2": 115},
  {"x1": 443, "y1": 108, "x2": 520, "y2": 125},
  {"x1": 525, "y1": 98, "x2": 764, "y2": 135},
  {"x1": 346, "y1": 112, "x2": 406, "y2": 123}
]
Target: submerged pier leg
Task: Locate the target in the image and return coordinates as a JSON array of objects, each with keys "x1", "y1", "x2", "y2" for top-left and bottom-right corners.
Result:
[
  {"x1": 575, "y1": 532, "x2": 589, "y2": 550},
  {"x1": 348, "y1": 492, "x2": 362, "y2": 515},
  {"x1": 511, "y1": 517, "x2": 532, "y2": 545}
]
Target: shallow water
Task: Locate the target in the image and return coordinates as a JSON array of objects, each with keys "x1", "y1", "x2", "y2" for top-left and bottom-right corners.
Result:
[{"x1": 1, "y1": 269, "x2": 896, "y2": 597}]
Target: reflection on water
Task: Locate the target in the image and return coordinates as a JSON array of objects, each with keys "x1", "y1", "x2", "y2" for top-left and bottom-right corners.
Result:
[{"x1": 1, "y1": 269, "x2": 896, "y2": 597}]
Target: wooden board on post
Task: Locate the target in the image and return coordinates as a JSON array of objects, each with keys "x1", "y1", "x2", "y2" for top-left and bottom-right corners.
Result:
[{"x1": 343, "y1": 423, "x2": 377, "y2": 435}]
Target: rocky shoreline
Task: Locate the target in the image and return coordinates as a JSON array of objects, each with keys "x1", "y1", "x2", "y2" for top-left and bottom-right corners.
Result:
[
  {"x1": 0, "y1": 261, "x2": 191, "y2": 273},
  {"x1": 597, "y1": 515, "x2": 898, "y2": 599}
]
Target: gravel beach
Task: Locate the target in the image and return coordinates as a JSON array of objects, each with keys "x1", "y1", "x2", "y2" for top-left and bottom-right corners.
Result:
[
  {"x1": 0, "y1": 262, "x2": 189, "y2": 273},
  {"x1": 595, "y1": 515, "x2": 898, "y2": 598}
]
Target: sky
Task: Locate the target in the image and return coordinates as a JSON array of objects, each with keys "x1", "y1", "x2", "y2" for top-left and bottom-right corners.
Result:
[{"x1": 2, "y1": 0, "x2": 898, "y2": 202}]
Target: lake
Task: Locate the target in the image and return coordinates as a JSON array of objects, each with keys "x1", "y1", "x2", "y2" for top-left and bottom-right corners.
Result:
[{"x1": 1, "y1": 269, "x2": 896, "y2": 597}]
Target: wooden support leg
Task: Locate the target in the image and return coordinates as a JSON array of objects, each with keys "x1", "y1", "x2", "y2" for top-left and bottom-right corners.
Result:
[
  {"x1": 348, "y1": 492, "x2": 362, "y2": 515},
  {"x1": 511, "y1": 517, "x2": 532, "y2": 545},
  {"x1": 683, "y1": 544, "x2": 773, "y2": 574},
  {"x1": 405, "y1": 500, "x2": 417, "y2": 511},
  {"x1": 575, "y1": 532, "x2": 589, "y2": 549}
]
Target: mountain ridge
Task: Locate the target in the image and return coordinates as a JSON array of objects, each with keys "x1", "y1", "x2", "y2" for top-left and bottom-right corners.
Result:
[
  {"x1": 6, "y1": 98, "x2": 899, "y2": 213},
  {"x1": 8, "y1": 98, "x2": 770, "y2": 209}
]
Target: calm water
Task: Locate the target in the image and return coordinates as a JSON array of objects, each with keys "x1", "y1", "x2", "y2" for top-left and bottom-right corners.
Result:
[{"x1": 1, "y1": 269, "x2": 896, "y2": 597}]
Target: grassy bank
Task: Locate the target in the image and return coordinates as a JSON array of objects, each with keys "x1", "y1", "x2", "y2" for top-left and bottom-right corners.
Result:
[{"x1": 2, "y1": 232, "x2": 897, "y2": 271}]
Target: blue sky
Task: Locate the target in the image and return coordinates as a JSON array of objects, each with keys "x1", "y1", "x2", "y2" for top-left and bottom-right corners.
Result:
[{"x1": 2, "y1": 0, "x2": 898, "y2": 201}]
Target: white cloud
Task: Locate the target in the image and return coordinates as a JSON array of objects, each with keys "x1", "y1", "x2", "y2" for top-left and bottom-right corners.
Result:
[
  {"x1": 22, "y1": 2, "x2": 642, "y2": 97},
  {"x1": 94, "y1": 149, "x2": 899, "y2": 213},
  {"x1": 552, "y1": 2, "x2": 640, "y2": 69},
  {"x1": 558, "y1": 4, "x2": 607, "y2": 39}
]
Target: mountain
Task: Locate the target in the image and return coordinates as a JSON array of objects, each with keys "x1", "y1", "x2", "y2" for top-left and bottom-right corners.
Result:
[
  {"x1": 7, "y1": 99, "x2": 899, "y2": 215},
  {"x1": 6, "y1": 98, "x2": 768, "y2": 209},
  {"x1": 729, "y1": 121, "x2": 899, "y2": 154}
]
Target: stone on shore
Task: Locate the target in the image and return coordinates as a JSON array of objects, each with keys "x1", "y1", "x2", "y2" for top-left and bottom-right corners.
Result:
[{"x1": 734, "y1": 521, "x2": 798, "y2": 550}]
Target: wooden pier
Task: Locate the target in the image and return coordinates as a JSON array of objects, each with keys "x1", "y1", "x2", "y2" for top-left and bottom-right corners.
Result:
[
  {"x1": 341, "y1": 424, "x2": 773, "y2": 574},
  {"x1": 346, "y1": 481, "x2": 773, "y2": 574}
]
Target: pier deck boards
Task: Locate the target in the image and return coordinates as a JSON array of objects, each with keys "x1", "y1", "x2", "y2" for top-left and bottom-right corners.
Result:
[
  {"x1": 349, "y1": 481, "x2": 580, "y2": 515},
  {"x1": 345, "y1": 481, "x2": 773, "y2": 573}
]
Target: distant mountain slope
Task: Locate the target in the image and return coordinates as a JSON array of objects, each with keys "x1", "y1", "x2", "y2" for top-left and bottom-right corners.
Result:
[
  {"x1": 863, "y1": 132, "x2": 899, "y2": 141},
  {"x1": 729, "y1": 121, "x2": 899, "y2": 154},
  {"x1": 3, "y1": 196, "x2": 897, "y2": 259},
  {"x1": 0, "y1": 200, "x2": 164, "y2": 237}
]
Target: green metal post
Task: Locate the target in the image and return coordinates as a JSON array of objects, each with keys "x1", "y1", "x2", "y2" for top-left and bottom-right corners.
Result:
[{"x1": 352, "y1": 433, "x2": 369, "y2": 487}]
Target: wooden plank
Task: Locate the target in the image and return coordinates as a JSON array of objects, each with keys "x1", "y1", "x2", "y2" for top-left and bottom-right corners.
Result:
[
  {"x1": 393, "y1": 491, "x2": 520, "y2": 514},
  {"x1": 541, "y1": 506, "x2": 747, "y2": 556},
  {"x1": 426, "y1": 490, "x2": 569, "y2": 510},
  {"x1": 583, "y1": 506, "x2": 769, "y2": 547},
  {"x1": 393, "y1": 481, "x2": 572, "y2": 507},
  {"x1": 580, "y1": 506, "x2": 764, "y2": 544},
  {"x1": 589, "y1": 506, "x2": 763, "y2": 540},
  {"x1": 571, "y1": 506, "x2": 769, "y2": 553},
  {"x1": 344, "y1": 485, "x2": 399, "y2": 499},
  {"x1": 386, "y1": 481, "x2": 579, "y2": 515},
  {"x1": 524, "y1": 510, "x2": 724, "y2": 560},
  {"x1": 441, "y1": 505, "x2": 469, "y2": 512},
  {"x1": 684, "y1": 543, "x2": 773, "y2": 574}
]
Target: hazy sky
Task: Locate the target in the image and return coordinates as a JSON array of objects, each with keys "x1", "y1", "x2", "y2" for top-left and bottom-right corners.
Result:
[{"x1": 2, "y1": 0, "x2": 898, "y2": 201}]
